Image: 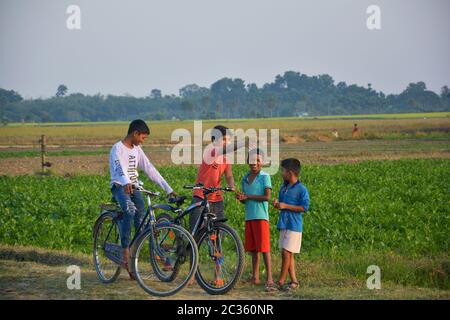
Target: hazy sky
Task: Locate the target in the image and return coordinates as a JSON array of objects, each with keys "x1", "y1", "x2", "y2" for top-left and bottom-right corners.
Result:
[{"x1": 1, "y1": 0, "x2": 449, "y2": 99}]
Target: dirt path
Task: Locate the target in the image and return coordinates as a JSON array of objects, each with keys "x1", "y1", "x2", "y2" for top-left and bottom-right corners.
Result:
[
  {"x1": 0, "y1": 246, "x2": 448, "y2": 300},
  {"x1": 0, "y1": 246, "x2": 285, "y2": 300},
  {"x1": 0, "y1": 260, "x2": 279, "y2": 300},
  {"x1": 0, "y1": 139, "x2": 449, "y2": 176}
]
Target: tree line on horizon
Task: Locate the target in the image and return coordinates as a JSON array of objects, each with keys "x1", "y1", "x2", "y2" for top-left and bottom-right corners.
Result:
[{"x1": 1, "y1": 71, "x2": 449, "y2": 123}]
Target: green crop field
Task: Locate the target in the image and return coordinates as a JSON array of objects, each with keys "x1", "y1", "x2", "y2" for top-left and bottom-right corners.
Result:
[{"x1": 1, "y1": 159, "x2": 449, "y2": 290}]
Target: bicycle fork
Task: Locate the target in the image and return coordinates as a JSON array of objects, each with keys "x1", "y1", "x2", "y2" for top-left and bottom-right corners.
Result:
[{"x1": 206, "y1": 222, "x2": 223, "y2": 262}]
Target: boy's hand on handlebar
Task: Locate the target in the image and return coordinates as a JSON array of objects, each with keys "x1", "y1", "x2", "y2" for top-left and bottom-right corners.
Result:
[{"x1": 168, "y1": 191, "x2": 178, "y2": 198}]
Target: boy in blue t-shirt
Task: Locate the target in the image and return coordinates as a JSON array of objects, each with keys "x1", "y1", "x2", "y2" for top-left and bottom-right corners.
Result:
[
  {"x1": 236, "y1": 148, "x2": 276, "y2": 291},
  {"x1": 272, "y1": 158, "x2": 309, "y2": 291}
]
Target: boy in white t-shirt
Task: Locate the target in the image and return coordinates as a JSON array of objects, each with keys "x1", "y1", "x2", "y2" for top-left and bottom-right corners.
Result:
[{"x1": 109, "y1": 119, "x2": 177, "y2": 278}]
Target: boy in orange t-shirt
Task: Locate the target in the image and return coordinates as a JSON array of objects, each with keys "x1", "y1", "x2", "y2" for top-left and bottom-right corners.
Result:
[
  {"x1": 189, "y1": 125, "x2": 245, "y2": 286},
  {"x1": 190, "y1": 125, "x2": 236, "y2": 228}
]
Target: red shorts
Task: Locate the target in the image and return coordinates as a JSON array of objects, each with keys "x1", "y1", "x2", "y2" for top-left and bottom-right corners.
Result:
[{"x1": 244, "y1": 219, "x2": 271, "y2": 253}]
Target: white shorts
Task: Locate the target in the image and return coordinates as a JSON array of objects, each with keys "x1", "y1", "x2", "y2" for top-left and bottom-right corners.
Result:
[{"x1": 279, "y1": 229, "x2": 302, "y2": 253}]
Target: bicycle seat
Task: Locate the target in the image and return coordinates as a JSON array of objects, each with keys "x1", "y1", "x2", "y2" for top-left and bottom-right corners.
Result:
[
  {"x1": 100, "y1": 202, "x2": 122, "y2": 213},
  {"x1": 206, "y1": 213, "x2": 228, "y2": 223},
  {"x1": 168, "y1": 195, "x2": 187, "y2": 207}
]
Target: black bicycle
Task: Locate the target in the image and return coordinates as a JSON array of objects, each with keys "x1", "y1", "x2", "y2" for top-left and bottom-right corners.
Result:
[
  {"x1": 155, "y1": 183, "x2": 245, "y2": 295},
  {"x1": 92, "y1": 181, "x2": 199, "y2": 297}
]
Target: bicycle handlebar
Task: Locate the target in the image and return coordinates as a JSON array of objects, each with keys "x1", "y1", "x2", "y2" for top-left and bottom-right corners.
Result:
[
  {"x1": 132, "y1": 183, "x2": 161, "y2": 197},
  {"x1": 183, "y1": 184, "x2": 234, "y2": 193},
  {"x1": 131, "y1": 181, "x2": 234, "y2": 199}
]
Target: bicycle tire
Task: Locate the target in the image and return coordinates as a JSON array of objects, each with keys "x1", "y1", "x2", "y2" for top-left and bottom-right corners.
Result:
[
  {"x1": 131, "y1": 223, "x2": 199, "y2": 297},
  {"x1": 92, "y1": 212, "x2": 122, "y2": 283},
  {"x1": 195, "y1": 222, "x2": 245, "y2": 295}
]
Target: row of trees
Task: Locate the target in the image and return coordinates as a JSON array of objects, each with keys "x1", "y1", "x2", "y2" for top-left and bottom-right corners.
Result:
[{"x1": 1, "y1": 71, "x2": 449, "y2": 123}]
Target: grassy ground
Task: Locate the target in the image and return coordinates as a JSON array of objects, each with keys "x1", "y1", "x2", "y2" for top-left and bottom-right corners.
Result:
[{"x1": 0, "y1": 245, "x2": 448, "y2": 300}]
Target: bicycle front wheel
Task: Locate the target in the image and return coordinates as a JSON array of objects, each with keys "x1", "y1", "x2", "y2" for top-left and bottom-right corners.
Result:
[
  {"x1": 131, "y1": 223, "x2": 198, "y2": 297},
  {"x1": 195, "y1": 222, "x2": 245, "y2": 295}
]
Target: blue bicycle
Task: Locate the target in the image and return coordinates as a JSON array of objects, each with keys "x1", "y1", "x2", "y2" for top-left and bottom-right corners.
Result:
[{"x1": 93, "y1": 181, "x2": 199, "y2": 297}]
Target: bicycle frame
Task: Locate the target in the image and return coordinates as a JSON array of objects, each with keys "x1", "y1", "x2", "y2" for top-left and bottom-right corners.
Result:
[
  {"x1": 128, "y1": 192, "x2": 156, "y2": 248},
  {"x1": 103, "y1": 185, "x2": 171, "y2": 259},
  {"x1": 171, "y1": 186, "x2": 230, "y2": 237}
]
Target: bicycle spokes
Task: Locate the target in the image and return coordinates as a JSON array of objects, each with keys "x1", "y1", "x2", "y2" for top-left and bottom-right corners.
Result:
[
  {"x1": 133, "y1": 224, "x2": 198, "y2": 297},
  {"x1": 93, "y1": 213, "x2": 122, "y2": 283},
  {"x1": 198, "y1": 227, "x2": 239, "y2": 289}
]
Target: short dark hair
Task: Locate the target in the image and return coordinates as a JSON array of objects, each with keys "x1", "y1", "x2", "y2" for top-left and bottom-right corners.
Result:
[
  {"x1": 128, "y1": 119, "x2": 150, "y2": 135},
  {"x1": 211, "y1": 125, "x2": 230, "y2": 142},
  {"x1": 281, "y1": 158, "x2": 301, "y2": 176},
  {"x1": 247, "y1": 148, "x2": 265, "y2": 163}
]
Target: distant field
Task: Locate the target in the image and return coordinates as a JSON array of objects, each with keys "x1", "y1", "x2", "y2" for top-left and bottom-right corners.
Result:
[
  {"x1": 4, "y1": 111, "x2": 450, "y2": 127},
  {"x1": 0, "y1": 112, "x2": 449, "y2": 146}
]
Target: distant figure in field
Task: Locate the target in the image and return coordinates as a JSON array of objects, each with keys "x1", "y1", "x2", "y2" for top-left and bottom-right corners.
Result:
[
  {"x1": 331, "y1": 128, "x2": 339, "y2": 138},
  {"x1": 352, "y1": 123, "x2": 359, "y2": 138}
]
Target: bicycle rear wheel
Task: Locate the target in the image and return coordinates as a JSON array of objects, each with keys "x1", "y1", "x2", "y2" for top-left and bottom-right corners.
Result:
[
  {"x1": 195, "y1": 222, "x2": 245, "y2": 295},
  {"x1": 93, "y1": 212, "x2": 122, "y2": 283},
  {"x1": 131, "y1": 223, "x2": 198, "y2": 297}
]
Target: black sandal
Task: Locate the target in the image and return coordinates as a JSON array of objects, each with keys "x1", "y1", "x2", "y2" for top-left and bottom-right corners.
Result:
[
  {"x1": 122, "y1": 261, "x2": 135, "y2": 280},
  {"x1": 265, "y1": 282, "x2": 279, "y2": 292},
  {"x1": 282, "y1": 282, "x2": 299, "y2": 291}
]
